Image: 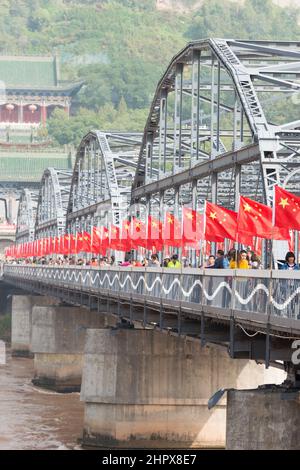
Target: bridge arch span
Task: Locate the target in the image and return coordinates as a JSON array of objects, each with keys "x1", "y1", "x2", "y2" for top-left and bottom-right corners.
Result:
[
  {"x1": 35, "y1": 168, "x2": 72, "y2": 239},
  {"x1": 66, "y1": 131, "x2": 141, "y2": 233},
  {"x1": 16, "y1": 189, "x2": 38, "y2": 244},
  {"x1": 132, "y1": 39, "x2": 300, "y2": 213}
]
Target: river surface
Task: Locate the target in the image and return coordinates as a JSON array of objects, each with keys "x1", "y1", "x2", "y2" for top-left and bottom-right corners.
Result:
[{"x1": 0, "y1": 349, "x2": 84, "y2": 450}]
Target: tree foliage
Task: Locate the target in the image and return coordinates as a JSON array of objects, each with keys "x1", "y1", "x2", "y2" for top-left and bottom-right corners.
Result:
[
  {"x1": 186, "y1": 0, "x2": 299, "y2": 40},
  {"x1": 0, "y1": 0, "x2": 298, "y2": 144}
]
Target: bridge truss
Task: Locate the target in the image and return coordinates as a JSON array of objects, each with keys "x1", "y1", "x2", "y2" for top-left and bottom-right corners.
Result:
[
  {"x1": 132, "y1": 39, "x2": 300, "y2": 222},
  {"x1": 16, "y1": 189, "x2": 38, "y2": 244},
  {"x1": 14, "y1": 39, "x2": 300, "y2": 253},
  {"x1": 35, "y1": 168, "x2": 72, "y2": 239},
  {"x1": 66, "y1": 131, "x2": 141, "y2": 234}
]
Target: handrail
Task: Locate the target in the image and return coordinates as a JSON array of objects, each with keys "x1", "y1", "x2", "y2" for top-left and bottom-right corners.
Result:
[
  {"x1": 3, "y1": 264, "x2": 300, "y2": 322},
  {"x1": 3, "y1": 262, "x2": 300, "y2": 279}
]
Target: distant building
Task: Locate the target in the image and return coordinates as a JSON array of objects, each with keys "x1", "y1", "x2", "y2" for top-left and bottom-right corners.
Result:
[
  {"x1": 0, "y1": 54, "x2": 83, "y2": 134},
  {"x1": 0, "y1": 55, "x2": 82, "y2": 225}
]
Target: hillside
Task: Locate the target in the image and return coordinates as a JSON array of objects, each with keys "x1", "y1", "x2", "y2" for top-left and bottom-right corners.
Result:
[
  {"x1": 1, "y1": 0, "x2": 298, "y2": 143},
  {"x1": 156, "y1": 0, "x2": 300, "y2": 11}
]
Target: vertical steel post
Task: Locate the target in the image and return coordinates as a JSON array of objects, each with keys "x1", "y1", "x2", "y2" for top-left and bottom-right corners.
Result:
[
  {"x1": 174, "y1": 186, "x2": 180, "y2": 257},
  {"x1": 295, "y1": 231, "x2": 299, "y2": 266},
  {"x1": 191, "y1": 50, "x2": 201, "y2": 162},
  {"x1": 234, "y1": 164, "x2": 241, "y2": 212},
  {"x1": 211, "y1": 172, "x2": 217, "y2": 255},
  {"x1": 210, "y1": 55, "x2": 215, "y2": 159},
  {"x1": 192, "y1": 179, "x2": 198, "y2": 267},
  {"x1": 216, "y1": 61, "x2": 221, "y2": 154},
  {"x1": 159, "y1": 89, "x2": 167, "y2": 176},
  {"x1": 233, "y1": 94, "x2": 239, "y2": 151},
  {"x1": 145, "y1": 132, "x2": 154, "y2": 184},
  {"x1": 173, "y1": 63, "x2": 183, "y2": 171},
  {"x1": 240, "y1": 107, "x2": 244, "y2": 145},
  {"x1": 159, "y1": 191, "x2": 164, "y2": 261},
  {"x1": 234, "y1": 164, "x2": 241, "y2": 253}
]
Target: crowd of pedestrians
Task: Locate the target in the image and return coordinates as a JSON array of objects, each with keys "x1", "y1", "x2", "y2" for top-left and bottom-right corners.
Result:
[{"x1": 5, "y1": 248, "x2": 300, "y2": 271}]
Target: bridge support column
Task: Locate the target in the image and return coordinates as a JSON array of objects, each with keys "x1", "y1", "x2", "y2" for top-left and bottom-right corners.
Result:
[
  {"x1": 80, "y1": 329, "x2": 283, "y2": 448},
  {"x1": 11, "y1": 295, "x2": 58, "y2": 357},
  {"x1": 226, "y1": 387, "x2": 300, "y2": 449},
  {"x1": 31, "y1": 305, "x2": 106, "y2": 392}
]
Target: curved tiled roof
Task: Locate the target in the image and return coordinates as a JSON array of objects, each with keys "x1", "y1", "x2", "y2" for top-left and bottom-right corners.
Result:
[
  {"x1": 0, "y1": 152, "x2": 72, "y2": 182},
  {"x1": 0, "y1": 55, "x2": 83, "y2": 95}
]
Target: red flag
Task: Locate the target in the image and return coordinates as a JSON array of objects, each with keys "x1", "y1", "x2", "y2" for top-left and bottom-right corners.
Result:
[
  {"x1": 83, "y1": 231, "x2": 91, "y2": 252},
  {"x1": 54, "y1": 236, "x2": 60, "y2": 254},
  {"x1": 99, "y1": 226, "x2": 109, "y2": 254},
  {"x1": 110, "y1": 225, "x2": 120, "y2": 250},
  {"x1": 205, "y1": 201, "x2": 237, "y2": 242},
  {"x1": 76, "y1": 232, "x2": 90, "y2": 253},
  {"x1": 49, "y1": 237, "x2": 54, "y2": 254},
  {"x1": 37, "y1": 238, "x2": 44, "y2": 257},
  {"x1": 58, "y1": 235, "x2": 67, "y2": 255},
  {"x1": 91, "y1": 227, "x2": 101, "y2": 253},
  {"x1": 205, "y1": 240, "x2": 213, "y2": 256},
  {"x1": 147, "y1": 216, "x2": 163, "y2": 251},
  {"x1": 182, "y1": 207, "x2": 204, "y2": 246},
  {"x1": 110, "y1": 224, "x2": 130, "y2": 252},
  {"x1": 238, "y1": 196, "x2": 289, "y2": 240},
  {"x1": 162, "y1": 212, "x2": 181, "y2": 247},
  {"x1": 275, "y1": 186, "x2": 300, "y2": 231},
  {"x1": 58, "y1": 236, "x2": 63, "y2": 254},
  {"x1": 129, "y1": 218, "x2": 147, "y2": 248},
  {"x1": 254, "y1": 237, "x2": 263, "y2": 256},
  {"x1": 237, "y1": 232, "x2": 254, "y2": 248},
  {"x1": 42, "y1": 238, "x2": 48, "y2": 256},
  {"x1": 120, "y1": 220, "x2": 132, "y2": 251},
  {"x1": 216, "y1": 241, "x2": 225, "y2": 252},
  {"x1": 91, "y1": 226, "x2": 109, "y2": 255},
  {"x1": 64, "y1": 234, "x2": 77, "y2": 254}
]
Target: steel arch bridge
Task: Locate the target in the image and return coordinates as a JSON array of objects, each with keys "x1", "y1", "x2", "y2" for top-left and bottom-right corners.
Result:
[
  {"x1": 132, "y1": 39, "x2": 300, "y2": 219},
  {"x1": 16, "y1": 189, "x2": 38, "y2": 244},
  {"x1": 66, "y1": 131, "x2": 142, "y2": 234},
  {"x1": 15, "y1": 39, "x2": 300, "y2": 251},
  {"x1": 34, "y1": 168, "x2": 73, "y2": 240}
]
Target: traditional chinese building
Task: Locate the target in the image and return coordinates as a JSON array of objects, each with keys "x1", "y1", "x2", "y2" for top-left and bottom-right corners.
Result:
[
  {"x1": 0, "y1": 55, "x2": 82, "y2": 226},
  {"x1": 0, "y1": 54, "x2": 83, "y2": 131}
]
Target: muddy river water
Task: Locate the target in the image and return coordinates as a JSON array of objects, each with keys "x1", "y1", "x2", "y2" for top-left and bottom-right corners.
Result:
[{"x1": 0, "y1": 350, "x2": 84, "y2": 450}]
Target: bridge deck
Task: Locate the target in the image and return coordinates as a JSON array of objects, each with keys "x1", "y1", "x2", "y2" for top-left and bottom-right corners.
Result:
[{"x1": 3, "y1": 265, "x2": 300, "y2": 339}]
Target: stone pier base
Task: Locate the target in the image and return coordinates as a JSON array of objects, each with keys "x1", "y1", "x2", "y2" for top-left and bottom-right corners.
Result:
[
  {"x1": 11, "y1": 295, "x2": 58, "y2": 357},
  {"x1": 32, "y1": 353, "x2": 84, "y2": 393},
  {"x1": 80, "y1": 329, "x2": 284, "y2": 448},
  {"x1": 226, "y1": 387, "x2": 300, "y2": 449},
  {"x1": 31, "y1": 305, "x2": 105, "y2": 392}
]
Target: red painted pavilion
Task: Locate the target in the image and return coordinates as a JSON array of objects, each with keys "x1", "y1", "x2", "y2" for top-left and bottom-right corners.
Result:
[{"x1": 0, "y1": 55, "x2": 83, "y2": 128}]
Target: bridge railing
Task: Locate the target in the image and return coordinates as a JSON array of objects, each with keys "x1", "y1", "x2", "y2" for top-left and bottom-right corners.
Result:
[{"x1": 3, "y1": 264, "x2": 300, "y2": 323}]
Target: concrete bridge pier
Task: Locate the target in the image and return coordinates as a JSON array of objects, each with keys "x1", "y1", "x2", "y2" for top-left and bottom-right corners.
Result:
[
  {"x1": 80, "y1": 328, "x2": 284, "y2": 449},
  {"x1": 11, "y1": 295, "x2": 59, "y2": 357},
  {"x1": 31, "y1": 305, "x2": 110, "y2": 393},
  {"x1": 226, "y1": 385, "x2": 300, "y2": 449}
]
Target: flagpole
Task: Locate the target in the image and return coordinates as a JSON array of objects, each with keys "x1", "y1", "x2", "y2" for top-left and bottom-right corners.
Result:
[
  {"x1": 295, "y1": 230, "x2": 299, "y2": 267},
  {"x1": 271, "y1": 185, "x2": 276, "y2": 271},
  {"x1": 179, "y1": 204, "x2": 183, "y2": 264},
  {"x1": 235, "y1": 195, "x2": 240, "y2": 268},
  {"x1": 203, "y1": 200, "x2": 207, "y2": 269},
  {"x1": 75, "y1": 231, "x2": 78, "y2": 264}
]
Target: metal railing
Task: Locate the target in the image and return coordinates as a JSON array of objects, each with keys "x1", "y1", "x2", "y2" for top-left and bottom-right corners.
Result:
[{"x1": 3, "y1": 264, "x2": 300, "y2": 322}]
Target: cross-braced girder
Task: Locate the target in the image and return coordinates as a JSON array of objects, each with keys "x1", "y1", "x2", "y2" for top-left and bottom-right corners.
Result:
[
  {"x1": 16, "y1": 189, "x2": 38, "y2": 244},
  {"x1": 35, "y1": 168, "x2": 72, "y2": 239},
  {"x1": 66, "y1": 131, "x2": 141, "y2": 233},
  {"x1": 132, "y1": 39, "x2": 300, "y2": 215}
]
